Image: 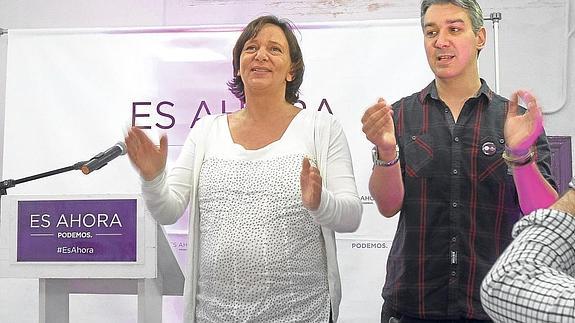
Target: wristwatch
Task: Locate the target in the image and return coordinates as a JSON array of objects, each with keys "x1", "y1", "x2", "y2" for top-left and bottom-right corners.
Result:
[{"x1": 372, "y1": 145, "x2": 400, "y2": 167}]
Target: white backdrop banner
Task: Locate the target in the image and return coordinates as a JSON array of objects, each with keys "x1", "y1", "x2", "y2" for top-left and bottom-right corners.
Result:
[{"x1": 3, "y1": 20, "x2": 434, "y2": 322}]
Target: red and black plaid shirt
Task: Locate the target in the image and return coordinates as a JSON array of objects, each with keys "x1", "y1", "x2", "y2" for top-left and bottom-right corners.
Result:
[{"x1": 382, "y1": 80, "x2": 556, "y2": 320}]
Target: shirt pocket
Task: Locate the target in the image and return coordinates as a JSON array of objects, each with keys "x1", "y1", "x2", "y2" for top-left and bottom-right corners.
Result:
[
  {"x1": 402, "y1": 133, "x2": 434, "y2": 177},
  {"x1": 476, "y1": 135, "x2": 509, "y2": 183}
]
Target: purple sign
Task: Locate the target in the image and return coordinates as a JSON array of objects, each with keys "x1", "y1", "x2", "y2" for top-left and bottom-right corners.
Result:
[{"x1": 17, "y1": 199, "x2": 137, "y2": 262}]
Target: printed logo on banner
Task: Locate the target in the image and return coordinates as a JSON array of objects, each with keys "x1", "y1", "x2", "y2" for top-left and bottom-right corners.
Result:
[
  {"x1": 17, "y1": 199, "x2": 137, "y2": 262},
  {"x1": 131, "y1": 98, "x2": 334, "y2": 130},
  {"x1": 360, "y1": 195, "x2": 375, "y2": 205},
  {"x1": 350, "y1": 240, "x2": 392, "y2": 249}
]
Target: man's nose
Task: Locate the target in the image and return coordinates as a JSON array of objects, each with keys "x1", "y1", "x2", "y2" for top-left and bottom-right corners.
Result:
[{"x1": 435, "y1": 32, "x2": 450, "y2": 48}]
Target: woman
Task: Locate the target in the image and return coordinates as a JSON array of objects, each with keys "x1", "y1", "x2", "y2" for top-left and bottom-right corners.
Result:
[{"x1": 125, "y1": 15, "x2": 362, "y2": 322}]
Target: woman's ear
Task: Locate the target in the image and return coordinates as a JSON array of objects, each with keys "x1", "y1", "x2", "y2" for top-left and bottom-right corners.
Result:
[{"x1": 286, "y1": 67, "x2": 294, "y2": 82}]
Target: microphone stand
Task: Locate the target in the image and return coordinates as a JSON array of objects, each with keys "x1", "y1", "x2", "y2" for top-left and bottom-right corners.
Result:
[{"x1": 0, "y1": 161, "x2": 86, "y2": 196}]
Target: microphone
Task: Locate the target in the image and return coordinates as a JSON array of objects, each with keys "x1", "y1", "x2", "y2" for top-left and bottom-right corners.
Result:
[{"x1": 81, "y1": 142, "x2": 127, "y2": 175}]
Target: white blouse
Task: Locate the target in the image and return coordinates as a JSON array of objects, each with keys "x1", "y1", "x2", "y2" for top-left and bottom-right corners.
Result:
[{"x1": 195, "y1": 112, "x2": 330, "y2": 321}]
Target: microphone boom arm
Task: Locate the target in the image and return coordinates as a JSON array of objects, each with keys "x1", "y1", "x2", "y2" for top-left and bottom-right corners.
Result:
[{"x1": 0, "y1": 161, "x2": 86, "y2": 196}]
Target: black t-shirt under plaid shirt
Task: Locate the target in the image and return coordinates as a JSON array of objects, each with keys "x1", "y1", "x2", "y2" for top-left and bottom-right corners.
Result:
[{"x1": 381, "y1": 80, "x2": 556, "y2": 320}]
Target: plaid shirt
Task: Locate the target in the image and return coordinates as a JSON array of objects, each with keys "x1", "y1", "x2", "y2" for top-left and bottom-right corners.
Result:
[
  {"x1": 382, "y1": 80, "x2": 556, "y2": 320},
  {"x1": 481, "y1": 207, "x2": 575, "y2": 322}
]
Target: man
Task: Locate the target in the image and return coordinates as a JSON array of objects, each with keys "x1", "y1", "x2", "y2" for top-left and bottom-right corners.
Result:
[
  {"x1": 361, "y1": 0, "x2": 558, "y2": 322},
  {"x1": 480, "y1": 175, "x2": 575, "y2": 323}
]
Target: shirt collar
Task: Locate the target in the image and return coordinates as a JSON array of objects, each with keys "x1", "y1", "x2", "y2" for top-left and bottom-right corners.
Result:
[{"x1": 418, "y1": 78, "x2": 495, "y2": 104}]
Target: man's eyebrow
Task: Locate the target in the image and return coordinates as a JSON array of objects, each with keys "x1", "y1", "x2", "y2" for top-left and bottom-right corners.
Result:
[
  {"x1": 446, "y1": 19, "x2": 465, "y2": 24},
  {"x1": 423, "y1": 18, "x2": 465, "y2": 28}
]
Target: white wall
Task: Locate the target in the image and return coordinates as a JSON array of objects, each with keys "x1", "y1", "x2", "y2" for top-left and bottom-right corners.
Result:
[
  {"x1": 1, "y1": 0, "x2": 573, "y2": 164},
  {"x1": 0, "y1": 1, "x2": 573, "y2": 322}
]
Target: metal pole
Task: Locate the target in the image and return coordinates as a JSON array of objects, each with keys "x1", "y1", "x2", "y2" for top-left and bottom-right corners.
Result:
[{"x1": 488, "y1": 12, "x2": 502, "y2": 94}]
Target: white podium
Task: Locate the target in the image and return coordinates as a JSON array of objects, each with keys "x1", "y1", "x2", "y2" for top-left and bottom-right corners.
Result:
[{"x1": 0, "y1": 194, "x2": 184, "y2": 323}]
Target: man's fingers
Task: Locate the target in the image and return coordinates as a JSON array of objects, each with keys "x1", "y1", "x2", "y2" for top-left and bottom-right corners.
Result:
[
  {"x1": 518, "y1": 90, "x2": 543, "y2": 133},
  {"x1": 361, "y1": 99, "x2": 390, "y2": 123},
  {"x1": 362, "y1": 108, "x2": 393, "y2": 135},
  {"x1": 521, "y1": 91, "x2": 539, "y2": 114},
  {"x1": 507, "y1": 91, "x2": 519, "y2": 118},
  {"x1": 527, "y1": 100, "x2": 544, "y2": 137},
  {"x1": 362, "y1": 105, "x2": 392, "y2": 130}
]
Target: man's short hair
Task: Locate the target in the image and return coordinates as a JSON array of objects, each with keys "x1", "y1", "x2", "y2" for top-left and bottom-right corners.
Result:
[{"x1": 420, "y1": 0, "x2": 484, "y2": 34}]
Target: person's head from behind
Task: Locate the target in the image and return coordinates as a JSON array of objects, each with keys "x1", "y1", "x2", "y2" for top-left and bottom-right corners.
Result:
[
  {"x1": 420, "y1": 0, "x2": 486, "y2": 80},
  {"x1": 228, "y1": 15, "x2": 304, "y2": 104}
]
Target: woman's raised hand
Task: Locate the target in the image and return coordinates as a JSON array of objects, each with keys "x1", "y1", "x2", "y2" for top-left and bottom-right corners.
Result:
[{"x1": 125, "y1": 127, "x2": 168, "y2": 181}]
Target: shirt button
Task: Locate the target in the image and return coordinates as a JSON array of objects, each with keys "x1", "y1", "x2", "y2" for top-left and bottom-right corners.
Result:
[
  {"x1": 451, "y1": 271, "x2": 457, "y2": 277},
  {"x1": 454, "y1": 137, "x2": 460, "y2": 142},
  {"x1": 452, "y1": 202, "x2": 458, "y2": 208},
  {"x1": 444, "y1": 109, "x2": 449, "y2": 113},
  {"x1": 451, "y1": 236, "x2": 457, "y2": 242},
  {"x1": 452, "y1": 169, "x2": 458, "y2": 175},
  {"x1": 499, "y1": 138, "x2": 505, "y2": 144},
  {"x1": 411, "y1": 135, "x2": 417, "y2": 141}
]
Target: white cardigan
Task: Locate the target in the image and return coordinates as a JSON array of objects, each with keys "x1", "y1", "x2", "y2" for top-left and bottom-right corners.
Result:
[{"x1": 141, "y1": 110, "x2": 362, "y2": 322}]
